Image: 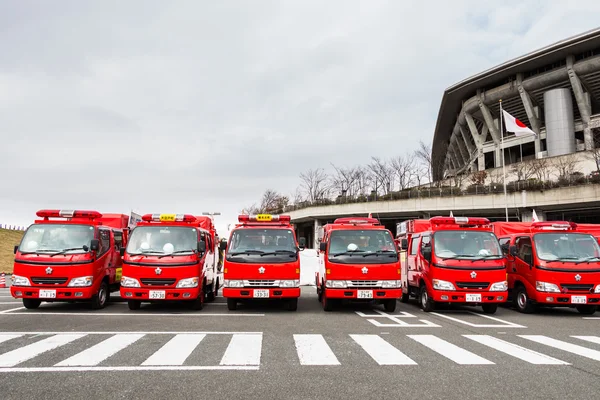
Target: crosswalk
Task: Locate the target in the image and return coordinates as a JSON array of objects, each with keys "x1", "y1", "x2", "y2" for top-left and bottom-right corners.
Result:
[{"x1": 0, "y1": 332, "x2": 599, "y2": 371}]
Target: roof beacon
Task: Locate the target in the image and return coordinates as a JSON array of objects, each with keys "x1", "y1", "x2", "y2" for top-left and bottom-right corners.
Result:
[
  {"x1": 141, "y1": 214, "x2": 197, "y2": 223},
  {"x1": 36, "y1": 209, "x2": 103, "y2": 220},
  {"x1": 238, "y1": 214, "x2": 291, "y2": 223}
]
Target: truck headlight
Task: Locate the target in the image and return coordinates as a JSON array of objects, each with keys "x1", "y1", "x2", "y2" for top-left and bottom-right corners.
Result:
[
  {"x1": 224, "y1": 280, "x2": 243, "y2": 288},
  {"x1": 490, "y1": 281, "x2": 508, "y2": 291},
  {"x1": 176, "y1": 277, "x2": 199, "y2": 288},
  {"x1": 595, "y1": 284, "x2": 600, "y2": 294},
  {"x1": 121, "y1": 276, "x2": 141, "y2": 288},
  {"x1": 432, "y1": 279, "x2": 456, "y2": 291},
  {"x1": 280, "y1": 280, "x2": 300, "y2": 288},
  {"x1": 326, "y1": 280, "x2": 347, "y2": 288},
  {"x1": 382, "y1": 280, "x2": 401, "y2": 288},
  {"x1": 67, "y1": 276, "x2": 93, "y2": 287},
  {"x1": 536, "y1": 281, "x2": 560, "y2": 293},
  {"x1": 12, "y1": 275, "x2": 31, "y2": 287}
]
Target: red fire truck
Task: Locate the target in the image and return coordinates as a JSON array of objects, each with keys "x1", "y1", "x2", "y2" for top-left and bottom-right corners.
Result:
[
  {"x1": 493, "y1": 221, "x2": 600, "y2": 314},
  {"x1": 222, "y1": 214, "x2": 303, "y2": 311},
  {"x1": 398, "y1": 217, "x2": 507, "y2": 314},
  {"x1": 11, "y1": 209, "x2": 129, "y2": 309},
  {"x1": 120, "y1": 213, "x2": 220, "y2": 310},
  {"x1": 316, "y1": 217, "x2": 401, "y2": 312}
]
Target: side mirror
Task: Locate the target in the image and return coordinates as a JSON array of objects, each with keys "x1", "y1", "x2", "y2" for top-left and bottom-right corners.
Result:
[
  {"x1": 500, "y1": 243, "x2": 509, "y2": 254},
  {"x1": 298, "y1": 237, "x2": 306, "y2": 250},
  {"x1": 14, "y1": 245, "x2": 18, "y2": 254},
  {"x1": 422, "y1": 247, "x2": 432, "y2": 263},
  {"x1": 90, "y1": 239, "x2": 100, "y2": 252},
  {"x1": 198, "y1": 241, "x2": 207, "y2": 253},
  {"x1": 400, "y1": 238, "x2": 408, "y2": 251},
  {"x1": 120, "y1": 247, "x2": 125, "y2": 257},
  {"x1": 319, "y1": 242, "x2": 327, "y2": 252},
  {"x1": 219, "y1": 241, "x2": 227, "y2": 251},
  {"x1": 509, "y1": 245, "x2": 518, "y2": 257}
]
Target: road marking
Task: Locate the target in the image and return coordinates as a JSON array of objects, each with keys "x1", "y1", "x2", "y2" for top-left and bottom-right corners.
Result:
[
  {"x1": 0, "y1": 331, "x2": 262, "y2": 335},
  {"x1": 142, "y1": 334, "x2": 206, "y2": 366},
  {"x1": 463, "y1": 335, "x2": 569, "y2": 365},
  {"x1": 293, "y1": 334, "x2": 340, "y2": 365},
  {"x1": 0, "y1": 334, "x2": 22, "y2": 345},
  {"x1": 0, "y1": 307, "x2": 25, "y2": 314},
  {"x1": 0, "y1": 312, "x2": 263, "y2": 317},
  {"x1": 0, "y1": 302, "x2": 21, "y2": 304},
  {"x1": 520, "y1": 335, "x2": 600, "y2": 361},
  {"x1": 582, "y1": 317, "x2": 600, "y2": 320},
  {"x1": 355, "y1": 310, "x2": 441, "y2": 328},
  {"x1": 408, "y1": 335, "x2": 494, "y2": 365},
  {"x1": 220, "y1": 334, "x2": 262, "y2": 366},
  {"x1": 0, "y1": 334, "x2": 86, "y2": 367},
  {"x1": 0, "y1": 366, "x2": 259, "y2": 372},
  {"x1": 350, "y1": 334, "x2": 416, "y2": 365},
  {"x1": 430, "y1": 312, "x2": 526, "y2": 328},
  {"x1": 571, "y1": 336, "x2": 600, "y2": 345},
  {"x1": 55, "y1": 334, "x2": 145, "y2": 366}
]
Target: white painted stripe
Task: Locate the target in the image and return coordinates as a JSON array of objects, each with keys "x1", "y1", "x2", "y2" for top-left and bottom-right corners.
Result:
[
  {"x1": 293, "y1": 334, "x2": 340, "y2": 365},
  {"x1": 0, "y1": 334, "x2": 22, "y2": 345},
  {"x1": 0, "y1": 312, "x2": 263, "y2": 317},
  {"x1": 0, "y1": 334, "x2": 86, "y2": 367},
  {"x1": 520, "y1": 335, "x2": 600, "y2": 361},
  {"x1": 350, "y1": 334, "x2": 416, "y2": 365},
  {"x1": 464, "y1": 335, "x2": 569, "y2": 365},
  {"x1": 220, "y1": 334, "x2": 262, "y2": 366},
  {"x1": 571, "y1": 336, "x2": 600, "y2": 345},
  {"x1": 430, "y1": 312, "x2": 526, "y2": 328},
  {"x1": 0, "y1": 365, "x2": 259, "y2": 372},
  {"x1": 0, "y1": 302, "x2": 23, "y2": 304},
  {"x1": 142, "y1": 334, "x2": 206, "y2": 366},
  {"x1": 0, "y1": 331, "x2": 262, "y2": 335},
  {"x1": 408, "y1": 335, "x2": 494, "y2": 365},
  {"x1": 0, "y1": 307, "x2": 25, "y2": 314},
  {"x1": 55, "y1": 334, "x2": 145, "y2": 366}
]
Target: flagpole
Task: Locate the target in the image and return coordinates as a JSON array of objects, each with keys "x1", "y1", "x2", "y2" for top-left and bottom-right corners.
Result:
[{"x1": 500, "y1": 99, "x2": 508, "y2": 222}]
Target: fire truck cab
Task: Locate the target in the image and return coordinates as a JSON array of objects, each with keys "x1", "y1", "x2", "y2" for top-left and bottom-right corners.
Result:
[
  {"x1": 222, "y1": 214, "x2": 303, "y2": 311},
  {"x1": 399, "y1": 216, "x2": 508, "y2": 314},
  {"x1": 11, "y1": 209, "x2": 129, "y2": 309},
  {"x1": 316, "y1": 217, "x2": 401, "y2": 312},
  {"x1": 494, "y1": 221, "x2": 600, "y2": 314},
  {"x1": 120, "y1": 213, "x2": 220, "y2": 310}
]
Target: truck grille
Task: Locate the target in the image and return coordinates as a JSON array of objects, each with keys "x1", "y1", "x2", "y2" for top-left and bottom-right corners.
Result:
[
  {"x1": 245, "y1": 280, "x2": 277, "y2": 287},
  {"x1": 348, "y1": 280, "x2": 380, "y2": 288},
  {"x1": 560, "y1": 284, "x2": 594, "y2": 292},
  {"x1": 140, "y1": 278, "x2": 176, "y2": 287},
  {"x1": 455, "y1": 282, "x2": 490, "y2": 290},
  {"x1": 31, "y1": 277, "x2": 68, "y2": 285}
]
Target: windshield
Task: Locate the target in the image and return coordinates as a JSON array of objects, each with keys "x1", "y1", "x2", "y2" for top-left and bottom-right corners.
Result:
[
  {"x1": 126, "y1": 226, "x2": 198, "y2": 255},
  {"x1": 226, "y1": 228, "x2": 297, "y2": 263},
  {"x1": 533, "y1": 233, "x2": 600, "y2": 263},
  {"x1": 18, "y1": 224, "x2": 94, "y2": 254},
  {"x1": 327, "y1": 229, "x2": 398, "y2": 264},
  {"x1": 433, "y1": 230, "x2": 502, "y2": 260}
]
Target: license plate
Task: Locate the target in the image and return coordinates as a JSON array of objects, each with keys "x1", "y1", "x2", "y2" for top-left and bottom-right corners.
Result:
[
  {"x1": 357, "y1": 290, "x2": 373, "y2": 299},
  {"x1": 149, "y1": 290, "x2": 166, "y2": 299},
  {"x1": 39, "y1": 289, "x2": 56, "y2": 299},
  {"x1": 571, "y1": 295, "x2": 587, "y2": 304},
  {"x1": 466, "y1": 293, "x2": 481, "y2": 302},
  {"x1": 253, "y1": 289, "x2": 270, "y2": 298}
]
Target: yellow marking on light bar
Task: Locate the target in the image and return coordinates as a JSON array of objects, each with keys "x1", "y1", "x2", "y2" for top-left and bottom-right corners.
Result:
[
  {"x1": 256, "y1": 214, "x2": 272, "y2": 222},
  {"x1": 160, "y1": 214, "x2": 177, "y2": 222}
]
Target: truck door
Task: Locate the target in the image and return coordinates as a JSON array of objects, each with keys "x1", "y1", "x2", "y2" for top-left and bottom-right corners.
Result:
[
  {"x1": 417, "y1": 235, "x2": 431, "y2": 279},
  {"x1": 406, "y1": 235, "x2": 420, "y2": 287},
  {"x1": 498, "y1": 237, "x2": 513, "y2": 287},
  {"x1": 97, "y1": 228, "x2": 112, "y2": 280},
  {"x1": 514, "y1": 236, "x2": 534, "y2": 284}
]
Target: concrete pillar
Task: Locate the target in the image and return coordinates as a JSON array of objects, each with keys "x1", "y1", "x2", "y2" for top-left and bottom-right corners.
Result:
[
  {"x1": 449, "y1": 146, "x2": 461, "y2": 170},
  {"x1": 452, "y1": 132, "x2": 469, "y2": 165},
  {"x1": 458, "y1": 123, "x2": 476, "y2": 154},
  {"x1": 478, "y1": 91, "x2": 501, "y2": 144},
  {"x1": 544, "y1": 88, "x2": 576, "y2": 157},
  {"x1": 517, "y1": 73, "x2": 542, "y2": 156},
  {"x1": 567, "y1": 55, "x2": 593, "y2": 150}
]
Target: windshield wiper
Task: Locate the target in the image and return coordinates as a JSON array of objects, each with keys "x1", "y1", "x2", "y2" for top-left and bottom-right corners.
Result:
[
  {"x1": 575, "y1": 256, "x2": 600, "y2": 264},
  {"x1": 440, "y1": 254, "x2": 475, "y2": 260},
  {"x1": 260, "y1": 250, "x2": 296, "y2": 257},
  {"x1": 157, "y1": 250, "x2": 196, "y2": 259},
  {"x1": 332, "y1": 250, "x2": 366, "y2": 257},
  {"x1": 228, "y1": 250, "x2": 265, "y2": 256},
  {"x1": 49, "y1": 247, "x2": 87, "y2": 257},
  {"x1": 362, "y1": 250, "x2": 397, "y2": 257}
]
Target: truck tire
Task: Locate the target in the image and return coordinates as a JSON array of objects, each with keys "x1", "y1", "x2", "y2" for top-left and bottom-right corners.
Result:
[
  {"x1": 482, "y1": 304, "x2": 498, "y2": 314},
  {"x1": 576, "y1": 305, "x2": 597, "y2": 315},
  {"x1": 321, "y1": 287, "x2": 333, "y2": 312},
  {"x1": 317, "y1": 286, "x2": 322, "y2": 302},
  {"x1": 23, "y1": 299, "x2": 41, "y2": 309},
  {"x1": 286, "y1": 298, "x2": 298, "y2": 311},
  {"x1": 419, "y1": 285, "x2": 435, "y2": 312},
  {"x1": 227, "y1": 298, "x2": 237, "y2": 310},
  {"x1": 384, "y1": 299, "x2": 397, "y2": 313},
  {"x1": 91, "y1": 281, "x2": 109, "y2": 310},
  {"x1": 190, "y1": 293, "x2": 204, "y2": 310},
  {"x1": 514, "y1": 286, "x2": 535, "y2": 314},
  {"x1": 214, "y1": 278, "x2": 220, "y2": 297},
  {"x1": 128, "y1": 300, "x2": 141, "y2": 310},
  {"x1": 205, "y1": 282, "x2": 216, "y2": 303},
  {"x1": 400, "y1": 292, "x2": 410, "y2": 303}
]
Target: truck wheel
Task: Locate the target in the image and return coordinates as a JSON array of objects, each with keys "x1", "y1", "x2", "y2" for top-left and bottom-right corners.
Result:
[
  {"x1": 191, "y1": 293, "x2": 204, "y2": 310},
  {"x1": 23, "y1": 299, "x2": 41, "y2": 309},
  {"x1": 576, "y1": 305, "x2": 597, "y2": 315},
  {"x1": 286, "y1": 298, "x2": 298, "y2": 311},
  {"x1": 317, "y1": 285, "x2": 322, "y2": 302},
  {"x1": 482, "y1": 304, "x2": 498, "y2": 314},
  {"x1": 514, "y1": 286, "x2": 535, "y2": 314},
  {"x1": 205, "y1": 282, "x2": 216, "y2": 303},
  {"x1": 419, "y1": 285, "x2": 435, "y2": 312},
  {"x1": 400, "y1": 292, "x2": 410, "y2": 303},
  {"x1": 214, "y1": 278, "x2": 220, "y2": 297},
  {"x1": 128, "y1": 300, "x2": 141, "y2": 310},
  {"x1": 91, "y1": 281, "x2": 109, "y2": 310},
  {"x1": 227, "y1": 298, "x2": 237, "y2": 310},
  {"x1": 384, "y1": 299, "x2": 397, "y2": 313},
  {"x1": 321, "y1": 287, "x2": 333, "y2": 312}
]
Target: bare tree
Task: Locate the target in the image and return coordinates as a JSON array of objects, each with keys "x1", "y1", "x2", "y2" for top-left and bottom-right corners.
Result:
[
  {"x1": 511, "y1": 161, "x2": 536, "y2": 182},
  {"x1": 330, "y1": 163, "x2": 359, "y2": 198},
  {"x1": 354, "y1": 166, "x2": 372, "y2": 197},
  {"x1": 390, "y1": 155, "x2": 415, "y2": 190},
  {"x1": 414, "y1": 140, "x2": 433, "y2": 187},
  {"x1": 367, "y1": 157, "x2": 394, "y2": 195},
  {"x1": 585, "y1": 128, "x2": 600, "y2": 174},
  {"x1": 243, "y1": 189, "x2": 288, "y2": 214},
  {"x1": 299, "y1": 168, "x2": 331, "y2": 203},
  {"x1": 553, "y1": 154, "x2": 579, "y2": 181},
  {"x1": 531, "y1": 157, "x2": 551, "y2": 182}
]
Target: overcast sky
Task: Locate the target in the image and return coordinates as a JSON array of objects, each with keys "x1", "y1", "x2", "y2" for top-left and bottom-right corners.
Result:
[{"x1": 1, "y1": 0, "x2": 599, "y2": 235}]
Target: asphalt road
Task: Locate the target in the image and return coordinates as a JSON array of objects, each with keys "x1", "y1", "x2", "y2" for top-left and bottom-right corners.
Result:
[{"x1": 1, "y1": 285, "x2": 600, "y2": 400}]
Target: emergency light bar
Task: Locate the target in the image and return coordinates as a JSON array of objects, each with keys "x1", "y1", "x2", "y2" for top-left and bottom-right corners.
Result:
[
  {"x1": 430, "y1": 217, "x2": 490, "y2": 226},
  {"x1": 36, "y1": 209, "x2": 103, "y2": 219},
  {"x1": 333, "y1": 217, "x2": 380, "y2": 225},
  {"x1": 238, "y1": 214, "x2": 291, "y2": 223},
  {"x1": 532, "y1": 221, "x2": 577, "y2": 231},
  {"x1": 141, "y1": 214, "x2": 197, "y2": 223}
]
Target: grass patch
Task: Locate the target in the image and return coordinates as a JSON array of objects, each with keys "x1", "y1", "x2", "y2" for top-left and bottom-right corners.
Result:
[{"x1": 0, "y1": 228, "x2": 24, "y2": 274}]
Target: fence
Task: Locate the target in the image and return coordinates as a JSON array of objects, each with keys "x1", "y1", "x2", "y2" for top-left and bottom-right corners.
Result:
[{"x1": 0, "y1": 224, "x2": 26, "y2": 231}]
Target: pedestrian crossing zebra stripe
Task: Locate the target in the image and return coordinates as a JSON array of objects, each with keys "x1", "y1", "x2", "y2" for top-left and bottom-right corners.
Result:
[
  {"x1": 56, "y1": 334, "x2": 145, "y2": 367},
  {"x1": 294, "y1": 334, "x2": 340, "y2": 365},
  {"x1": 0, "y1": 334, "x2": 86, "y2": 368}
]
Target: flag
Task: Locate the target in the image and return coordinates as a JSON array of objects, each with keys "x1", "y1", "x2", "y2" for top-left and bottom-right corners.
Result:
[
  {"x1": 450, "y1": 211, "x2": 454, "y2": 217},
  {"x1": 502, "y1": 110, "x2": 536, "y2": 136},
  {"x1": 532, "y1": 209, "x2": 539, "y2": 222}
]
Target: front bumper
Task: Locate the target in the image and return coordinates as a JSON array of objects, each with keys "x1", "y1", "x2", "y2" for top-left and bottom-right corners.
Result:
[
  {"x1": 119, "y1": 287, "x2": 201, "y2": 301},
  {"x1": 223, "y1": 287, "x2": 300, "y2": 299},
  {"x1": 531, "y1": 292, "x2": 600, "y2": 306},
  {"x1": 10, "y1": 286, "x2": 96, "y2": 300},
  {"x1": 324, "y1": 288, "x2": 401, "y2": 299},
  {"x1": 430, "y1": 290, "x2": 507, "y2": 303}
]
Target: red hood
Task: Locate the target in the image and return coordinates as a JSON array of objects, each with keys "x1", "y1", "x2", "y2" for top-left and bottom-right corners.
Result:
[
  {"x1": 124, "y1": 253, "x2": 199, "y2": 266},
  {"x1": 325, "y1": 260, "x2": 400, "y2": 280},
  {"x1": 225, "y1": 260, "x2": 299, "y2": 280},
  {"x1": 14, "y1": 252, "x2": 94, "y2": 265}
]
